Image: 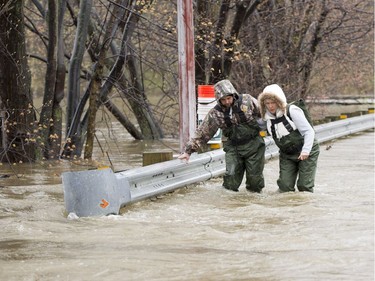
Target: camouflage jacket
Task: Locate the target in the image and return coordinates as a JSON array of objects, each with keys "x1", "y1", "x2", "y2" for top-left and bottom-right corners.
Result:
[{"x1": 184, "y1": 94, "x2": 262, "y2": 155}]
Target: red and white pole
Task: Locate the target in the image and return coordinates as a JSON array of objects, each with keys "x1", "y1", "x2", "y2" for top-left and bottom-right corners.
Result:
[{"x1": 177, "y1": 0, "x2": 196, "y2": 152}]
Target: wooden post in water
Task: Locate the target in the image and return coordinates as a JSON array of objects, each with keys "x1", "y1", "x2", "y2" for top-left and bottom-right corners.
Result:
[{"x1": 143, "y1": 151, "x2": 173, "y2": 166}]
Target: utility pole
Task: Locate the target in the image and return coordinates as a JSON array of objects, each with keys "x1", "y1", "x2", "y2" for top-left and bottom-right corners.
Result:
[{"x1": 177, "y1": 0, "x2": 196, "y2": 152}]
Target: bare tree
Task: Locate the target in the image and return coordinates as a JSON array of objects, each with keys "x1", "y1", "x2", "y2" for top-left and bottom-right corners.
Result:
[
  {"x1": 84, "y1": 0, "x2": 124, "y2": 159},
  {"x1": 193, "y1": 0, "x2": 373, "y2": 100},
  {"x1": 232, "y1": 0, "x2": 374, "y2": 98},
  {"x1": 38, "y1": 0, "x2": 66, "y2": 160},
  {"x1": 194, "y1": 0, "x2": 262, "y2": 85},
  {"x1": 0, "y1": 0, "x2": 36, "y2": 163},
  {"x1": 61, "y1": 0, "x2": 164, "y2": 158},
  {"x1": 65, "y1": 0, "x2": 92, "y2": 134},
  {"x1": 0, "y1": 0, "x2": 372, "y2": 164}
]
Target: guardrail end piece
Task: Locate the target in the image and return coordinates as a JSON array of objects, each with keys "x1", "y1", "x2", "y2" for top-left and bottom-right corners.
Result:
[{"x1": 62, "y1": 168, "x2": 131, "y2": 217}]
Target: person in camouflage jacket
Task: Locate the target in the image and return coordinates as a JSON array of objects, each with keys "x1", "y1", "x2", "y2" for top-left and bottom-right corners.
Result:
[{"x1": 178, "y1": 79, "x2": 265, "y2": 193}]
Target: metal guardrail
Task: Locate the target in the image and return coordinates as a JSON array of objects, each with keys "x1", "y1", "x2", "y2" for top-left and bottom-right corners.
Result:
[
  {"x1": 121, "y1": 114, "x2": 374, "y2": 201},
  {"x1": 62, "y1": 114, "x2": 374, "y2": 217},
  {"x1": 314, "y1": 114, "x2": 374, "y2": 142}
]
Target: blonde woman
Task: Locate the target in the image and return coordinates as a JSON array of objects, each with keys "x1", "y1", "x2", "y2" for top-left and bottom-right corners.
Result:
[{"x1": 258, "y1": 84, "x2": 320, "y2": 192}]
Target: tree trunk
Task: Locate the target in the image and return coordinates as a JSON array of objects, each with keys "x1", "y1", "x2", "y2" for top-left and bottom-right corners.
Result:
[
  {"x1": 194, "y1": 1, "x2": 211, "y2": 86},
  {"x1": 62, "y1": 0, "x2": 164, "y2": 158},
  {"x1": 210, "y1": 0, "x2": 231, "y2": 83},
  {"x1": 0, "y1": 0, "x2": 36, "y2": 163},
  {"x1": 103, "y1": 98, "x2": 143, "y2": 139},
  {"x1": 126, "y1": 46, "x2": 164, "y2": 139},
  {"x1": 85, "y1": 0, "x2": 123, "y2": 159},
  {"x1": 49, "y1": 0, "x2": 67, "y2": 160},
  {"x1": 39, "y1": 0, "x2": 58, "y2": 160},
  {"x1": 66, "y1": 0, "x2": 92, "y2": 134}
]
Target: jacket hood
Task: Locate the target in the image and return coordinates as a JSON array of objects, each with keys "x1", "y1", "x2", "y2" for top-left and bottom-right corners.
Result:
[
  {"x1": 258, "y1": 84, "x2": 287, "y2": 119},
  {"x1": 214, "y1": 79, "x2": 239, "y2": 101}
]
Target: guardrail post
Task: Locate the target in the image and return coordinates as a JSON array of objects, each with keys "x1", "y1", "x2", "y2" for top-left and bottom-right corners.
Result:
[{"x1": 143, "y1": 151, "x2": 173, "y2": 166}]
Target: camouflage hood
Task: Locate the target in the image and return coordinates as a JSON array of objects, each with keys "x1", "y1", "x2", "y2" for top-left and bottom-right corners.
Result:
[
  {"x1": 258, "y1": 84, "x2": 287, "y2": 119},
  {"x1": 214, "y1": 80, "x2": 240, "y2": 102}
]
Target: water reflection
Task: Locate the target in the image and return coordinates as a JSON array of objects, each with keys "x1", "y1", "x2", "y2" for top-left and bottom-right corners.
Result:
[{"x1": 0, "y1": 137, "x2": 180, "y2": 186}]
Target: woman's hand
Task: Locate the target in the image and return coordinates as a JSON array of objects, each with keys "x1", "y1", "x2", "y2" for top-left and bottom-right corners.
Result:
[{"x1": 298, "y1": 152, "x2": 309, "y2": 161}]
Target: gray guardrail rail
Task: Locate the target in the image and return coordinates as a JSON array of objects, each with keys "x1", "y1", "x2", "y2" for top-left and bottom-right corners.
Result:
[{"x1": 62, "y1": 114, "x2": 374, "y2": 217}]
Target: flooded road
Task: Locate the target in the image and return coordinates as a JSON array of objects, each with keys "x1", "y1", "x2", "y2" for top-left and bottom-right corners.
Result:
[{"x1": 0, "y1": 131, "x2": 374, "y2": 281}]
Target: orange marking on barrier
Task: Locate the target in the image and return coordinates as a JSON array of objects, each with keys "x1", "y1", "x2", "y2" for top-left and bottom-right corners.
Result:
[{"x1": 100, "y1": 199, "x2": 109, "y2": 209}]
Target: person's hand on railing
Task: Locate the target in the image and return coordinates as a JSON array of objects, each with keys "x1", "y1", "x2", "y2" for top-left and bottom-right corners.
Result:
[{"x1": 178, "y1": 152, "x2": 190, "y2": 163}]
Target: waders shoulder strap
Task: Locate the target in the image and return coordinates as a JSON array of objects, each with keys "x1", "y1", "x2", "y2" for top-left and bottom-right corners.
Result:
[
  {"x1": 214, "y1": 96, "x2": 246, "y2": 127},
  {"x1": 270, "y1": 115, "x2": 294, "y2": 139}
]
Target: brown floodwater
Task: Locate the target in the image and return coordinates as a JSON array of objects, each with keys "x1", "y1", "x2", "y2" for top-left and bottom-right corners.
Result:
[{"x1": 0, "y1": 128, "x2": 373, "y2": 280}]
